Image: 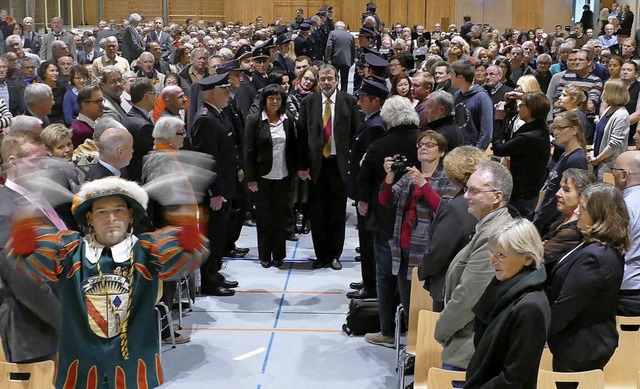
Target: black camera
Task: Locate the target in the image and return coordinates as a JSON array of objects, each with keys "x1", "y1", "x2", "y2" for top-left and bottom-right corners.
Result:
[{"x1": 391, "y1": 155, "x2": 410, "y2": 174}]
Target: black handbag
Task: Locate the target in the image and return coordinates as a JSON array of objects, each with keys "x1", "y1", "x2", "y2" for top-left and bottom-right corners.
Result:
[{"x1": 342, "y1": 298, "x2": 381, "y2": 336}]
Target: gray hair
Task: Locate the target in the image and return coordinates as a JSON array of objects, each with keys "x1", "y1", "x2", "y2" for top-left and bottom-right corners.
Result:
[
  {"x1": 559, "y1": 42, "x2": 574, "y2": 53},
  {"x1": 476, "y1": 160, "x2": 513, "y2": 203},
  {"x1": 489, "y1": 218, "x2": 544, "y2": 269},
  {"x1": 129, "y1": 13, "x2": 142, "y2": 23},
  {"x1": 99, "y1": 65, "x2": 122, "y2": 83},
  {"x1": 51, "y1": 40, "x2": 67, "y2": 51},
  {"x1": 105, "y1": 36, "x2": 118, "y2": 45},
  {"x1": 94, "y1": 116, "x2": 125, "y2": 140},
  {"x1": 9, "y1": 115, "x2": 42, "y2": 133},
  {"x1": 537, "y1": 53, "x2": 552, "y2": 63},
  {"x1": 122, "y1": 70, "x2": 137, "y2": 81},
  {"x1": 380, "y1": 96, "x2": 420, "y2": 128},
  {"x1": 24, "y1": 83, "x2": 52, "y2": 107},
  {"x1": 138, "y1": 51, "x2": 153, "y2": 61},
  {"x1": 218, "y1": 47, "x2": 233, "y2": 60},
  {"x1": 335, "y1": 21, "x2": 346, "y2": 29},
  {"x1": 152, "y1": 116, "x2": 183, "y2": 139},
  {"x1": 5, "y1": 34, "x2": 20, "y2": 47},
  {"x1": 428, "y1": 90, "x2": 454, "y2": 116}
]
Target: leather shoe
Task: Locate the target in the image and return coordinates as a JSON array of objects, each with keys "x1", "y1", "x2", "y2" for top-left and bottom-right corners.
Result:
[
  {"x1": 243, "y1": 219, "x2": 257, "y2": 227},
  {"x1": 346, "y1": 287, "x2": 376, "y2": 299},
  {"x1": 286, "y1": 233, "x2": 298, "y2": 241},
  {"x1": 354, "y1": 255, "x2": 361, "y2": 262},
  {"x1": 201, "y1": 286, "x2": 236, "y2": 297},
  {"x1": 355, "y1": 247, "x2": 361, "y2": 253},
  {"x1": 260, "y1": 260, "x2": 272, "y2": 268},
  {"x1": 330, "y1": 258, "x2": 343, "y2": 270},
  {"x1": 225, "y1": 249, "x2": 247, "y2": 258},
  {"x1": 235, "y1": 247, "x2": 250, "y2": 254},
  {"x1": 222, "y1": 279, "x2": 239, "y2": 288},
  {"x1": 312, "y1": 259, "x2": 327, "y2": 269},
  {"x1": 350, "y1": 281, "x2": 364, "y2": 290},
  {"x1": 272, "y1": 259, "x2": 284, "y2": 268}
]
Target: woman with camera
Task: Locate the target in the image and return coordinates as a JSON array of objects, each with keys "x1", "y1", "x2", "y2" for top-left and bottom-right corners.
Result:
[{"x1": 377, "y1": 130, "x2": 458, "y2": 322}]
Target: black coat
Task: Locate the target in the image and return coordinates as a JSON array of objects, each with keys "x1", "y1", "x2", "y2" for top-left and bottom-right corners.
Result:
[
  {"x1": 84, "y1": 161, "x2": 120, "y2": 182},
  {"x1": 235, "y1": 73, "x2": 258, "y2": 117},
  {"x1": 123, "y1": 105, "x2": 155, "y2": 183},
  {"x1": 5, "y1": 79, "x2": 25, "y2": 117},
  {"x1": 465, "y1": 267, "x2": 550, "y2": 388},
  {"x1": 347, "y1": 111, "x2": 386, "y2": 200},
  {"x1": 272, "y1": 52, "x2": 295, "y2": 80},
  {"x1": 424, "y1": 115, "x2": 464, "y2": 151},
  {"x1": 244, "y1": 111, "x2": 297, "y2": 182},
  {"x1": 356, "y1": 124, "x2": 420, "y2": 236},
  {"x1": 191, "y1": 102, "x2": 239, "y2": 199},
  {"x1": 547, "y1": 242, "x2": 624, "y2": 365},
  {"x1": 297, "y1": 91, "x2": 360, "y2": 183}
]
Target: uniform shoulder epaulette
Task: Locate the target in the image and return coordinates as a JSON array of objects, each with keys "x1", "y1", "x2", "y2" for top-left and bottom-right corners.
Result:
[{"x1": 200, "y1": 106, "x2": 209, "y2": 115}]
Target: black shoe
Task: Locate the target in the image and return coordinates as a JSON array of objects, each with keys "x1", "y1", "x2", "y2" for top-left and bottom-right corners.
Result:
[
  {"x1": 355, "y1": 247, "x2": 361, "y2": 253},
  {"x1": 346, "y1": 287, "x2": 376, "y2": 299},
  {"x1": 201, "y1": 286, "x2": 236, "y2": 296},
  {"x1": 225, "y1": 249, "x2": 247, "y2": 258},
  {"x1": 404, "y1": 355, "x2": 415, "y2": 375},
  {"x1": 272, "y1": 259, "x2": 284, "y2": 268},
  {"x1": 243, "y1": 219, "x2": 257, "y2": 227},
  {"x1": 303, "y1": 220, "x2": 311, "y2": 234},
  {"x1": 330, "y1": 258, "x2": 343, "y2": 270},
  {"x1": 260, "y1": 260, "x2": 272, "y2": 268},
  {"x1": 286, "y1": 233, "x2": 299, "y2": 241},
  {"x1": 349, "y1": 281, "x2": 364, "y2": 290},
  {"x1": 221, "y1": 279, "x2": 239, "y2": 288},
  {"x1": 312, "y1": 259, "x2": 327, "y2": 269},
  {"x1": 235, "y1": 247, "x2": 250, "y2": 254},
  {"x1": 354, "y1": 255, "x2": 361, "y2": 262}
]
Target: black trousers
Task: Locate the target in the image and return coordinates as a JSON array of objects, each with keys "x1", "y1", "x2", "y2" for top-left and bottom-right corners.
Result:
[
  {"x1": 226, "y1": 180, "x2": 251, "y2": 251},
  {"x1": 336, "y1": 64, "x2": 351, "y2": 92},
  {"x1": 356, "y1": 211, "x2": 376, "y2": 289},
  {"x1": 202, "y1": 201, "x2": 231, "y2": 290},
  {"x1": 308, "y1": 157, "x2": 347, "y2": 262},
  {"x1": 254, "y1": 176, "x2": 292, "y2": 262}
]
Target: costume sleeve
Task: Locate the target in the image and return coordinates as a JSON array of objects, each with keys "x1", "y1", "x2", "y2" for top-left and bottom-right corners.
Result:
[
  {"x1": 143, "y1": 224, "x2": 210, "y2": 281},
  {"x1": 7, "y1": 219, "x2": 80, "y2": 282}
]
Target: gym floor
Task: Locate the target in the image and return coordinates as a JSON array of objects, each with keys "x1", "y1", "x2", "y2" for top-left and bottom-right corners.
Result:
[{"x1": 159, "y1": 209, "x2": 410, "y2": 389}]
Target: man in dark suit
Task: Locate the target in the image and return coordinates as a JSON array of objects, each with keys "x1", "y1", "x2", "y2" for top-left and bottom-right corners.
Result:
[
  {"x1": 147, "y1": 17, "x2": 173, "y2": 62},
  {"x1": 123, "y1": 78, "x2": 156, "y2": 183},
  {"x1": 297, "y1": 64, "x2": 361, "y2": 270},
  {"x1": 77, "y1": 39, "x2": 101, "y2": 65},
  {"x1": 347, "y1": 79, "x2": 387, "y2": 298},
  {"x1": 294, "y1": 23, "x2": 312, "y2": 57},
  {"x1": 21, "y1": 16, "x2": 42, "y2": 55},
  {"x1": 233, "y1": 45, "x2": 258, "y2": 117},
  {"x1": 325, "y1": 21, "x2": 356, "y2": 92},
  {"x1": 84, "y1": 127, "x2": 133, "y2": 181},
  {"x1": 147, "y1": 41, "x2": 171, "y2": 75},
  {"x1": 24, "y1": 83, "x2": 54, "y2": 128},
  {"x1": 38, "y1": 17, "x2": 77, "y2": 61},
  {"x1": 121, "y1": 13, "x2": 145, "y2": 63},
  {"x1": 191, "y1": 73, "x2": 240, "y2": 296},
  {"x1": 0, "y1": 56, "x2": 25, "y2": 117},
  {"x1": 251, "y1": 44, "x2": 270, "y2": 91}
]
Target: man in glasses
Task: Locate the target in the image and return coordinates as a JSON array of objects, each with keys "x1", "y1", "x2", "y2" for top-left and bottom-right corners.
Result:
[{"x1": 71, "y1": 85, "x2": 104, "y2": 148}]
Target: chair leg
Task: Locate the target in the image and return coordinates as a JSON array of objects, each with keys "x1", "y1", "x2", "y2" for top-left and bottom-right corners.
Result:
[
  {"x1": 156, "y1": 302, "x2": 176, "y2": 349},
  {"x1": 395, "y1": 305, "x2": 403, "y2": 362},
  {"x1": 155, "y1": 306, "x2": 163, "y2": 359},
  {"x1": 398, "y1": 349, "x2": 407, "y2": 389},
  {"x1": 177, "y1": 278, "x2": 184, "y2": 329}
]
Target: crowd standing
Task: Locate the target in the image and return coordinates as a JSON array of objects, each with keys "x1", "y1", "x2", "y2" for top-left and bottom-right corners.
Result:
[{"x1": 1, "y1": 1, "x2": 640, "y2": 388}]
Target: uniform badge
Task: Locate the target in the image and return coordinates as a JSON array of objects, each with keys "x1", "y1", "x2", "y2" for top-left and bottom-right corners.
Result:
[{"x1": 83, "y1": 273, "x2": 131, "y2": 338}]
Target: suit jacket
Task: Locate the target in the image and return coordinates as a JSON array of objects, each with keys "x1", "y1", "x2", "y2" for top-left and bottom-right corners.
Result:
[
  {"x1": 252, "y1": 73, "x2": 269, "y2": 91},
  {"x1": 234, "y1": 73, "x2": 258, "y2": 117},
  {"x1": 297, "y1": 91, "x2": 360, "y2": 183},
  {"x1": 435, "y1": 207, "x2": 514, "y2": 368},
  {"x1": 325, "y1": 28, "x2": 356, "y2": 67},
  {"x1": 124, "y1": 105, "x2": 155, "y2": 183},
  {"x1": 547, "y1": 242, "x2": 624, "y2": 364},
  {"x1": 272, "y1": 52, "x2": 295, "y2": 80},
  {"x1": 39, "y1": 30, "x2": 77, "y2": 61},
  {"x1": 76, "y1": 49, "x2": 101, "y2": 65},
  {"x1": 102, "y1": 93, "x2": 127, "y2": 122},
  {"x1": 22, "y1": 31, "x2": 42, "y2": 55},
  {"x1": 347, "y1": 111, "x2": 385, "y2": 200},
  {"x1": 5, "y1": 79, "x2": 25, "y2": 116},
  {"x1": 121, "y1": 25, "x2": 145, "y2": 63},
  {"x1": 84, "y1": 161, "x2": 122, "y2": 181},
  {"x1": 147, "y1": 30, "x2": 173, "y2": 61},
  {"x1": 244, "y1": 111, "x2": 297, "y2": 182}
]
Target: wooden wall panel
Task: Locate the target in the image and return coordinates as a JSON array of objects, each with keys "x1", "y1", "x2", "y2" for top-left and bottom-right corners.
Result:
[
  {"x1": 543, "y1": 0, "x2": 573, "y2": 32},
  {"x1": 454, "y1": 0, "x2": 485, "y2": 30},
  {"x1": 426, "y1": 0, "x2": 454, "y2": 33},
  {"x1": 512, "y1": 0, "x2": 543, "y2": 30},
  {"x1": 483, "y1": 0, "x2": 512, "y2": 33}
]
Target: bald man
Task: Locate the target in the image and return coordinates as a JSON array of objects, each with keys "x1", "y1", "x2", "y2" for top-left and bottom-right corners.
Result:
[
  {"x1": 84, "y1": 127, "x2": 134, "y2": 181},
  {"x1": 613, "y1": 151, "x2": 640, "y2": 315}
]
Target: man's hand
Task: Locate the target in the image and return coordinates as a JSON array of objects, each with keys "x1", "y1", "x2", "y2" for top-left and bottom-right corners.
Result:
[
  {"x1": 297, "y1": 169, "x2": 311, "y2": 180},
  {"x1": 210, "y1": 196, "x2": 227, "y2": 211},
  {"x1": 237, "y1": 169, "x2": 245, "y2": 182},
  {"x1": 357, "y1": 201, "x2": 368, "y2": 216},
  {"x1": 248, "y1": 181, "x2": 258, "y2": 192}
]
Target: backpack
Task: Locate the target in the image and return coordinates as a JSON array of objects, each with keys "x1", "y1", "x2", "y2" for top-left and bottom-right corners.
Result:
[{"x1": 342, "y1": 298, "x2": 380, "y2": 336}]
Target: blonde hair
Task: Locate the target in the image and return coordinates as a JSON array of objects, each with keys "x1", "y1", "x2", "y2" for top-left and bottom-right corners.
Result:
[
  {"x1": 443, "y1": 145, "x2": 490, "y2": 188},
  {"x1": 40, "y1": 123, "x2": 72, "y2": 150},
  {"x1": 516, "y1": 75, "x2": 541, "y2": 93},
  {"x1": 603, "y1": 79, "x2": 630, "y2": 107}
]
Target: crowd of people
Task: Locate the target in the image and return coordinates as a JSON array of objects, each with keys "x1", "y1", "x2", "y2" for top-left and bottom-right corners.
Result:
[{"x1": 1, "y1": 1, "x2": 640, "y2": 387}]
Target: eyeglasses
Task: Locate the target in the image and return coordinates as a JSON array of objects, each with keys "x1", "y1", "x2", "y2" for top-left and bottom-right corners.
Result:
[
  {"x1": 175, "y1": 131, "x2": 186, "y2": 136},
  {"x1": 417, "y1": 141, "x2": 438, "y2": 149},
  {"x1": 490, "y1": 251, "x2": 508, "y2": 262},
  {"x1": 86, "y1": 98, "x2": 105, "y2": 104},
  {"x1": 518, "y1": 102, "x2": 527, "y2": 108},
  {"x1": 550, "y1": 125, "x2": 573, "y2": 132},
  {"x1": 463, "y1": 186, "x2": 499, "y2": 196}
]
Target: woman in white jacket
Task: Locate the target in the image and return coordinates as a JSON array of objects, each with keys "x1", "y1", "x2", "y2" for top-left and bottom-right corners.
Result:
[{"x1": 590, "y1": 79, "x2": 630, "y2": 180}]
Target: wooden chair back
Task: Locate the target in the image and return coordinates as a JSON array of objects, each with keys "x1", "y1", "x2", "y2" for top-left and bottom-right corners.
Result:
[
  {"x1": 537, "y1": 369, "x2": 604, "y2": 388},
  {"x1": 406, "y1": 267, "x2": 433, "y2": 356},
  {"x1": 539, "y1": 347, "x2": 553, "y2": 371},
  {"x1": 413, "y1": 310, "x2": 442, "y2": 389},
  {"x1": 426, "y1": 367, "x2": 466, "y2": 388},
  {"x1": 0, "y1": 341, "x2": 6, "y2": 362},
  {"x1": 603, "y1": 172, "x2": 615, "y2": 185},
  {"x1": 0, "y1": 360, "x2": 55, "y2": 388},
  {"x1": 604, "y1": 316, "x2": 640, "y2": 388}
]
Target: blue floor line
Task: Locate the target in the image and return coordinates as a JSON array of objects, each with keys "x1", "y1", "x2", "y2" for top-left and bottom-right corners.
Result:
[
  {"x1": 259, "y1": 242, "x2": 298, "y2": 381},
  {"x1": 256, "y1": 385, "x2": 261, "y2": 389},
  {"x1": 225, "y1": 257, "x2": 358, "y2": 263}
]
